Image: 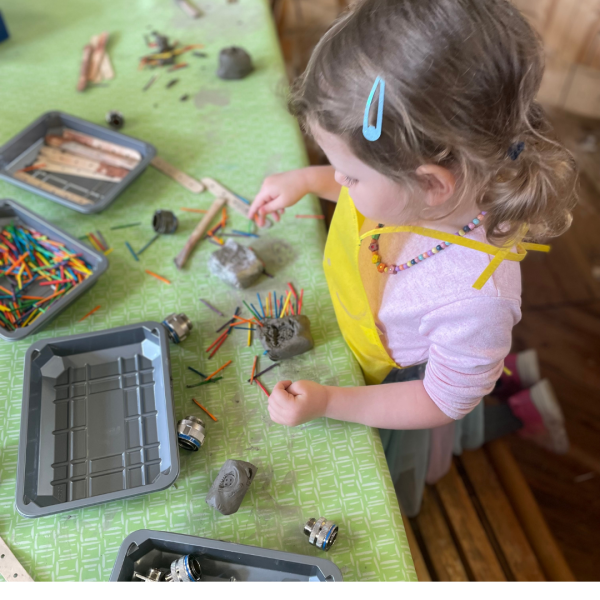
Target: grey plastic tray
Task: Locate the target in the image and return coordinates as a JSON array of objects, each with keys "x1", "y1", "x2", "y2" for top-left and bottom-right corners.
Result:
[
  {"x1": 110, "y1": 530, "x2": 343, "y2": 582},
  {"x1": 16, "y1": 322, "x2": 179, "y2": 518},
  {"x1": 0, "y1": 198, "x2": 108, "y2": 342},
  {"x1": 0, "y1": 111, "x2": 156, "y2": 213}
]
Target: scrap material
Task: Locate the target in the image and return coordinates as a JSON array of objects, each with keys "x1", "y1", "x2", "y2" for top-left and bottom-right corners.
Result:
[
  {"x1": 79, "y1": 305, "x2": 101, "y2": 322},
  {"x1": 174, "y1": 196, "x2": 227, "y2": 269},
  {"x1": 175, "y1": 0, "x2": 203, "y2": 18},
  {"x1": 45, "y1": 136, "x2": 138, "y2": 170},
  {"x1": 143, "y1": 75, "x2": 158, "y2": 91},
  {"x1": 77, "y1": 44, "x2": 93, "y2": 92},
  {"x1": 145, "y1": 270, "x2": 171, "y2": 285},
  {"x1": 88, "y1": 32, "x2": 109, "y2": 83},
  {"x1": 192, "y1": 398, "x2": 218, "y2": 422},
  {"x1": 151, "y1": 156, "x2": 205, "y2": 193},
  {"x1": 13, "y1": 171, "x2": 93, "y2": 206},
  {"x1": 205, "y1": 360, "x2": 232, "y2": 382},
  {"x1": 199, "y1": 298, "x2": 224, "y2": 316},
  {"x1": 39, "y1": 146, "x2": 128, "y2": 179},
  {"x1": 0, "y1": 535, "x2": 34, "y2": 582},
  {"x1": 0, "y1": 223, "x2": 94, "y2": 331},
  {"x1": 62, "y1": 129, "x2": 141, "y2": 161}
]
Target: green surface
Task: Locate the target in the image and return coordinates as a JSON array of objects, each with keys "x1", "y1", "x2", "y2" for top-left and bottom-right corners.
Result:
[{"x1": 0, "y1": 0, "x2": 415, "y2": 582}]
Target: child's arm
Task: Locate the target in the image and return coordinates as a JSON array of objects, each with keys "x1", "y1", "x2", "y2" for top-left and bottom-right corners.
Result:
[
  {"x1": 267, "y1": 379, "x2": 454, "y2": 429},
  {"x1": 249, "y1": 166, "x2": 340, "y2": 227}
]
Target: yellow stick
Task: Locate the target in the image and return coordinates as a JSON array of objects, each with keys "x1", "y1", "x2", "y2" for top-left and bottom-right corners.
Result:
[
  {"x1": 247, "y1": 326, "x2": 252, "y2": 347},
  {"x1": 279, "y1": 291, "x2": 292, "y2": 318}
]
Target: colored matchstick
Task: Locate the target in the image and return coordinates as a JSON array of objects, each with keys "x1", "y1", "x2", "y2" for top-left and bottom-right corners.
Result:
[
  {"x1": 192, "y1": 398, "x2": 218, "y2": 422},
  {"x1": 205, "y1": 360, "x2": 232, "y2": 381},
  {"x1": 145, "y1": 270, "x2": 171, "y2": 285}
]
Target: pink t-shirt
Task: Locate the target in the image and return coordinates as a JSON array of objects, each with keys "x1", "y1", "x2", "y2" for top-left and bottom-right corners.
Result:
[{"x1": 358, "y1": 218, "x2": 522, "y2": 420}]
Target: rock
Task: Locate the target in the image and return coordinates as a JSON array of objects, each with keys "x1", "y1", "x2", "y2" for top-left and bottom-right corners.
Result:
[
  {"x1": 217, "y1": 46, "x2": 253, "y2": 80},
  {"x1": 208, "y1": 239, "x2": 263, "y2": 289},
  {"x1": 257, "y1": 315, "x2": 314, "y2": 360}
]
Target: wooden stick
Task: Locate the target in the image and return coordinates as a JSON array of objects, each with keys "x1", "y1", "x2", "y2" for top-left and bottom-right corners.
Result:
[
  {"x1": 33, "y1": 160, "x2": 122, "y2": 182},
  {"x1": 87, "y1": 32, "x2": 108, "y2": 83},
  {"x1": 192, "y1": 398, "x2": 217, "y2": 422},
  {"x1": 39, "y1": 146, "x2": 129, "y2": 179},
  {"x1": 145, "y1": 270, "x2": 171, "y2": 285},
  {"x1": 174, "y1": 196, "x2": 226, "y2": 269},
  {"x1": 79, "y1": 305, "x2": 101, "y2": 322},
  {"x1": 279, "y1": 291, "x2": 292, "y2": 318},
  {"x1": 13, "y1": 171, "x2": 93, "y2": 206},
  {"x1": 151, "y1": 156, "x2": 205, "y2": 193},
  {"x1": 205, "y1": 360, "x2": 232, "y2": 382},
  {"x1": 250, "y1": 355, "x2": 258, "y2": 383},
  {"x1": 45, "y1": 136, "x2": 137, "y2": 170},
  {"x1": 77, "y1": 44, "x2": 93, "y2": 92},
  {"x1": 62, "y1": 129, "x2": 141, "y2": 162},
  {"x1": 254, "y1": 378, "x2": 270, "y2": 397}
]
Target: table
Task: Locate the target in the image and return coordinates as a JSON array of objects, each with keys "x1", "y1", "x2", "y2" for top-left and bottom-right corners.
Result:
[{"x1": 0, "y1": 0, "x2": 415, "y2": 581}]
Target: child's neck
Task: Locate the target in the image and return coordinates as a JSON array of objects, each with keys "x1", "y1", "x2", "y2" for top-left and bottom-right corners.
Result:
[{"x1": 414, "y1": 196, "x2": 481, "y2": 235}]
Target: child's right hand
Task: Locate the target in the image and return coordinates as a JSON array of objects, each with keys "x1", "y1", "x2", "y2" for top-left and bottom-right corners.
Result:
[{"x1": 249, "y1": 169, "x2": 309, "y2": 227}]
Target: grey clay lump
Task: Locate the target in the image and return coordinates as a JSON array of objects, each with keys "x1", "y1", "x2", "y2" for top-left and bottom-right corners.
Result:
[
  {"x1": 205, "y1": 459, "x2": 257, "y2": 515},
  {"x1": 208, "y1": 239, "x2": 263, "y2": 289},
  {"x1": 258, "y1": 315, "x2": 314, "y2": 361},
  {"x1": 216, "y1": 46, "x2": 254, "y2": 80}
]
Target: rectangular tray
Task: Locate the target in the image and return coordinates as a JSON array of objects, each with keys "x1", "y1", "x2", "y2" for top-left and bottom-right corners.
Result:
[
  {"x1": 0, "y1": 198, "x2": 108, "y2": 341},
  {"x1": 0, "y1": 111, "x2": 156, "y2": 213},
  {"x1": 110, "y1": 530, "x2": 343, "y2": 582},
  {"x1": 16, "y1": 322, "x2": 179, "y2": 518}
]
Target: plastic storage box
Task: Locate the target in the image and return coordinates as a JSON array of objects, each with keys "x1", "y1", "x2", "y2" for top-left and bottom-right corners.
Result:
[
  {"x1": 16, "y1": 322, "x2": 179, "y2": 517},
  {"x1": 0, "y1": 111, "x2": 156, "y2": 213},
  {"x1": 0, "y1": 198, "x2": 108, "y2": 341},
  {"x1": 110, "y1": 530, "x2": 343, "y2": 581}
]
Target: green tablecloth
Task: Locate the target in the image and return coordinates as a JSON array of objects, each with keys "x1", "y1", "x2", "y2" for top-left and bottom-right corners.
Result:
[{"x1": 0, "y1": 0, "x2": 415, "y2": 581}]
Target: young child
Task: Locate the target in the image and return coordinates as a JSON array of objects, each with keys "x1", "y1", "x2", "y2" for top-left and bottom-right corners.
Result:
[{"x1": 249, "y1": 0, "x2": 578, "y2": 515}]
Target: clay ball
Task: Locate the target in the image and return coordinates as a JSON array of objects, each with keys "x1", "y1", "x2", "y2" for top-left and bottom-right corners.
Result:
[{"x1": 217, "y1": 46, "x2": 254, "y2": 80}]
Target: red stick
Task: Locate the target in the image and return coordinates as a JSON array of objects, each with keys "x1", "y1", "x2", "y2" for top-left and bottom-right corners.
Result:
[
  {"x1": 209, "y1": 334, "x2": 228, "y2": 358},
  {"x1": 79, "y1": 305, "x2": 101, "y2": 322},
  {"x1": 298, "y1": 289, "x2": 304, "y2": 314},
  {"x1": 254, "y1": 378, "x2": 270, "y2": 397},
  {"x1": 206, "y1": 330, "x2": 228, "y2": 352},
  {"x1": 287, "y1": 282, "x2": 298, "y2": 299}
]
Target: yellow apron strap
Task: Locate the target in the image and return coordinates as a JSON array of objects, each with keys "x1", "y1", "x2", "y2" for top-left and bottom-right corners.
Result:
[{"x1": 521, "y1": 242, "x2": 551, "y2": 252}]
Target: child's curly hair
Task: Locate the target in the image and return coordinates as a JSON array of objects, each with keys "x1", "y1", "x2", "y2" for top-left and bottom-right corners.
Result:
[{"x1": 289, "y1": 0, "x2": 578, "y2": 245}]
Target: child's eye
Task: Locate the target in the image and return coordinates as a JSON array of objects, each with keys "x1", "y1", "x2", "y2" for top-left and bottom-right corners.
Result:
[{"x1": 344, "y1": 176, "x2": 358, "y2": 187}]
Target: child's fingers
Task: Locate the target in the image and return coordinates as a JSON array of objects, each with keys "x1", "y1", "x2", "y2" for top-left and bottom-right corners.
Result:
[
  {"x1": 272, "y1": 380, "x2": 293, "y2": 393},
  {"x1": 248, "y1": 189, "x2": 274, "y2": 220}
]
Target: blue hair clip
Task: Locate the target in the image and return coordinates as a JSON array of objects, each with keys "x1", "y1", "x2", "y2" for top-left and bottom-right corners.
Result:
[
  {"x1": 363, "y1": 76, "x2": 385, "y2": 142},
  {"x1": 508, "y1": 141, "x2": 525, "y2": 160}
]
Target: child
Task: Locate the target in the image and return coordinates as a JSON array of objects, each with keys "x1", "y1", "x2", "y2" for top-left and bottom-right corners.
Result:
[{"x1": 249, "y1": 0, "x2": 577, "y2": 515}]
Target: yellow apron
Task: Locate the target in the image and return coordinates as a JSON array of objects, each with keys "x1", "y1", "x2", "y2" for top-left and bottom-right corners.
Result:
[{"x1": 323, "y1": 187, "x2": 549, "y2": 385}]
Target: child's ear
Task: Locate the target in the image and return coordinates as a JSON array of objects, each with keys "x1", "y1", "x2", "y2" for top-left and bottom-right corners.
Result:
[{"x1": 415, "y1": 165, "x2": 455, "y2": 207}]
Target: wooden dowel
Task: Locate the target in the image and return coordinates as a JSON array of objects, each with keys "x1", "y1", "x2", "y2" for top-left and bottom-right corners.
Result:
[
  {"x1": 77, "y1": 44, "x2": 93, "y2": 92},
  {"x1": 485, "y1": 440, "x2": 576, "y2": 581},
  {"x1": 174, "y1": 196, "x2": 226, "y2": 269}
]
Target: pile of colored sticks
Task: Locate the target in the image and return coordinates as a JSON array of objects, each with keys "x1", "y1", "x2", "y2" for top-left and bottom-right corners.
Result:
[
  {"x1": 205, "y1": 306, "x2": 263, "y2": 358},
  {"x1": 246, "y1": 283, "x2": 304, "y2": 321},
  {"x1": 205, "y1": 207, "x2": 228, "y2": 247},
  {"x1": 80, "y1": 230, "x2": 112, "y2": 255},
  {"x1": 0, "y1": 223, "x2": 94, "y2": 331},
  {"x1": 248, "y1": 355, "x2": 278, "y2": 398}
]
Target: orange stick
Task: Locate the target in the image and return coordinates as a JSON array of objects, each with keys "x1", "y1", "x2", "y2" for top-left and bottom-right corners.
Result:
[
  {"x1": 250, "y1": 355, "x2": 258, "y2": 383},
  {"x1": 206, "y1": 330, "x2": 228, "y2": 352},
  {"x1": 192, "y1": 398, "x2": 218, "y2": 422},
  {"x1": 254, "y1": 378, "x2": 269, "y2": 397},
  {"x1": 205, "y1": 360, "x2": 232, "y2": 382},
  {"x1": 79, "y1": 305, "x2": 101, "y2": 322},
  {"x1": 145, "y1": 270, "x2": 171, "y2": 285},
  {"x1": 209, "y1": 334, "x2": 228, "y2": 358}
]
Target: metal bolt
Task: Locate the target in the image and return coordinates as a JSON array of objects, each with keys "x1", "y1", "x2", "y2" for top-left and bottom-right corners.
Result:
[
  {"x1": 304, "y1": 517, "x2": 338, "y2": 551},
  {"x1": 177, "y1": 416, "x2": 206, "y2": 451},
  {"x1": 169, "y1": 554, "x2": 202, "y2": 581},
  {"x1": 106, "y1": 110, "x2": 125, "y2": 129},
  {"x1": 162, "y1": 312, "x2": 192, "y2": 343}
]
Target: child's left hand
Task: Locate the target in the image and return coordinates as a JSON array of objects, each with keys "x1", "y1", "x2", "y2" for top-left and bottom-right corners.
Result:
[{"x1": 267, "y1": 380, "x2": 329, "y2": 426}]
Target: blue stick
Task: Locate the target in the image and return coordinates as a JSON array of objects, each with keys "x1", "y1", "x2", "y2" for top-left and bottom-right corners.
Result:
[
  {"x1": 257, "y1": 293, "x2": 265, "y2": 318},
  {"x1": 125, "y1": 241, "x2": 139, "y2": 261}
]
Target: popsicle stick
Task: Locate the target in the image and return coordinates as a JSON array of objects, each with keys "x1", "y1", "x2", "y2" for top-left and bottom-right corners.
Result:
[
  {"x1": 61, "y1": 129, "x2": 142, "y2": 162},
  {"x1": 35, "y1": 161, "x2": 122, "y2": 182},
  {"x1": 151, "y1": 156, "x2": 205, "y2": 193},
  {"x1": 39, "y1": 146, "x2": 128, "y2": 178},
  {"x1": 77, "y1": 44, "x2": 93, "y2": 92},
  {"x1": 88, "y1": 32, "x2": 108, "y2": 83},
  {"x1": 99, "y1": 51, "x2": 115, "y2": 81},
  {"x1": 45, "y1": 137, "x2": 137, "y2": 170},
  {"x1": 174, "y1": 196, "x2": 227, "y2": 269},
  {"x1": 13, "y1": 171, "x2": 93, "y2": 206}
]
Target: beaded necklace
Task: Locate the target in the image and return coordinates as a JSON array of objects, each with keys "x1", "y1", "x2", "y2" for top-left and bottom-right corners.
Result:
[{"x1": 369, "y1": 212, "x2": 486, "y2": 274}]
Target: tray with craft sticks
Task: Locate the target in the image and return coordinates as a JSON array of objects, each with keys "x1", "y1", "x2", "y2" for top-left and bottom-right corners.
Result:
[{"x1": 0, "y1": 111, "x2": 156, "y2": 213}]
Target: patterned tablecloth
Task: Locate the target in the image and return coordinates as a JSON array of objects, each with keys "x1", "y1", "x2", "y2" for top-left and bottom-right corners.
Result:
[{"x1": 0, "y1": 0, "x2": 415, "y2": 581}]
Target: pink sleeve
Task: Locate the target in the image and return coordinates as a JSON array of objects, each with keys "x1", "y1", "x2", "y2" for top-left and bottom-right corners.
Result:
[{"x1": 419, "y1": 296, "x2": 521, "y2": 420}]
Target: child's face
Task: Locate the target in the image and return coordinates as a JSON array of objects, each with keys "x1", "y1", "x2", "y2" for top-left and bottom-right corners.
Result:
[{"x1": 312, "y1": 123, "x2": 422, "y2": 224}]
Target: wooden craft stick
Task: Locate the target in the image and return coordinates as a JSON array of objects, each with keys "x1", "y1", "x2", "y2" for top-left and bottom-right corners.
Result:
[
  {"x1": 39, "y1": 146, "x2": 128, "y2": 179},
  {"x1": 151, "y1": 156, "x2": 205, "y2": 193},
  {"x1": 88, "y1": 32, "x2": 108, "y2": 83},
  {"x1": 98, "y1": 51, "x2": 115, "y2": 81},
  {"x1": 13, "y1": 171, "x2": 93, "y2": 206},
  {"x1": 45, "y1": 136, "x2": 138, "y2": 170},
  {"x1": 77, "y1": 44, "x2": 93, "y2": 92},
  {"x1": 62, "y1": 129, "x2": 142, "y2": 161},
  {"x1": 34, "y1": 161, "x2": 122, "y2": 182},
  {"x1": 174, "y1": 196, "x2": 227, "y2": 269}
]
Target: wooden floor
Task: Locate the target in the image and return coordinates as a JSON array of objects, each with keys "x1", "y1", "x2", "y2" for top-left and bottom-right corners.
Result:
[{"x1": 275, "y1": 0, "x2": 600, "y2": 581}]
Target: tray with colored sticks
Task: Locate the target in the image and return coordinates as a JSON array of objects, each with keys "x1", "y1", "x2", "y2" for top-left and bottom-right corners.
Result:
[{"x1": 0, "y1": 198, "x2": 108, "y2": 341}]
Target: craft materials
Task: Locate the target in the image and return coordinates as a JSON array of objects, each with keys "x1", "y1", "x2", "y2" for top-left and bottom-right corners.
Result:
[
  {"x1": 106, "y1": 110, "x2": 125, "y2": 129},
  {"x1": 45, "y1": 136, "x2": 138, "y2": 170},
  {"x1": 231, "y1": 229, "x2": 259, "y2": 238},
  {"x1": 175, "y1": 0, "x2": 202, "y2": 18},
  {"x1": 0, "y1": 535, "x2": 34, "y2": 582},
  {"x1": 88, "y1": 32, "x2": 109, "y2": 83},
  {"x1": 166, "y1": 78, "x2": 179, "y2": 88},
  {"x1": 186, "y1": 376, "x2": 222, "y2": 388},
  {"x1": 205, "y1": 360, "x2": 232, "y2": 382},
  {"x1": 168, "y1": 63, "x2": 189, "y2": 72},
  {"x1": 181, "y1": 208, "x2": 207, "y2": 214},
  {"x1": 254, "y1": 378, "x2": 270, "y2": 397},
  {"x1": 162, "y1": 313, "x2": 192, "y2": 343},
  {"x1": 143, "y1": 75, "x2": 158, "y2": 91},
  {"x1": 188, "y1": 366, "x2": 206, "y2": 378},
  {"x1": 177, "y1": 416, "x2": 206, "y2": 451},
  {"x1": 247, "y1": 326, "x2": 252, "y2": 347},
  {"x1": 371, "y1": 213, "x2": 486, "y2": 273},
  {"x1": 304, "y1": 518, "x2": 339, "y2": 552},
  {"x1": 13, "y1": 171, "x2": 93, "y2": 206},
  {"x1": 137, "y1": 234, "x2": 159, "y2": 256},
  {"x1": 62, "y1": 129, "x2": 141, "y2": 161},
  {"x1": 0, "y1": 223, "x2": 94, "y2": 332},
  {"x1": 174, "y1": 196, "x2": 226, "y2": 269},
  {"x1": 125, "y1": 241, "x2": 139, "y2": 261},
  {"x1": 77, "y1": 44, "x2": 93, "y2": 92},
  {"x1": 298, "y1": 289, "x2": 304, "y2": 315},
  {"x1": 246, "y1": 362, "x2": 279, "y2": 382},
  {"x1": 279, "y1": 291, "x2": 292, "y2": 318},
  {"x1": 25, "y1": 161, "x2": 120, "y2": 183},
  {"x1": 208, "y1": 240, "x2": 263, "y2": 289},
  {"x1": 192, "y1": 399, "x2": 218, "y2": 422},
  {"x1": 145, "y1": 270, "x2": 171, "y2": 285},
  {"x1": 110, "y1": 222, "x2": 141, "y2": 230},
  {"x1": 250, "y1": 355, "x2": 258, "y2": 383},
  {"x1": 199, "y1": 298, "x2": 224, "y2": 316},
  {"x1": 134, "y1": 567, "x2": 170, "y2": 582},
  {"x1": 205, "y1": 459, "x2": 257, "y2": 515},
  {"x1": 217, "y1": 46, "x2": 254, "y2": 80},
  {"x1": 139, "y1": 37, "x2": 204, "y2": 69},
  {"x1": 258, "y1": 315, "x2": 314, "y2": 360},
  {"x1": 79, "y1": 305, "x2": 101, "y2": 322},
  {"x1": 38, "y1": 146, "x2": 129, "y2": 179},
  {"x1": 153, "y1": 210, "x2": 179, "y2": 234},
  {"x1": 96, "y1": 231, "x2": 109, "y2": 250},
  {"x1": 150, "y1": 156, "x2": 205, "y2": 193}
]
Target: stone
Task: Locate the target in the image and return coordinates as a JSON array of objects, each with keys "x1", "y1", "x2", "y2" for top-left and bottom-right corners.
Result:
[
  {"x1": 216, "y1": 46, "x2": 253, "y2": 80},
  {"x1": 257, "y1": 315, "x2": 314, "y2": 361},
  {"x1": 208, "y1": 239, "x2": 263, "y2": 289}
]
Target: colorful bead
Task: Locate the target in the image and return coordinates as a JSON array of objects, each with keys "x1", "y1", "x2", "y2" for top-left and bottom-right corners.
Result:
[
  {"x1": 472, "y1": 218, "x2": 480, "y2": 225},
  {"x1": 436, "y1": 245, "x2": 442, "y2": 251},
  {"x1": 372, "y1": 254, "x2": 380, "y2": 264},
  {"x1": 373, "y1": 234, "x2": 380, "y2": 240},
  {"x1": 463, "y1": 226, "x2": 470, "y2": 233},
  {"x1": 459, "y1": 230, "x2": 466, "y2": 236},
  {"x1": 410, "y1": 259, "x2": 416, "y2": 265},
  {"x1": 427, "y1": 250, "x2": 433, "y2": 257},
  {"x1": 387, "y1": 266, "x2": 396, "y2": 274},
  {"x1": 377, "y1": 263, "x2": 387, "y2": 272},
  {"x1": 369, "y1": 241, "x2": 379, "y2": 252},
  {"x1": 468, "y1": 222, "x2": 475, "y2": 230}
]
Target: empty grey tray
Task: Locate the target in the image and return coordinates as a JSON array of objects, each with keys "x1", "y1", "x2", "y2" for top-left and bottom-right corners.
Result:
[
  {"x1": 110, "y1": 530, "x2": 343, "y2": 582},
  {"x1": 16, "y1": 322, "x2": 179, "y2": 518},
  {"x1": 0, "y1": 198, "x2": 108, "y2": 342},
  {"x1": 0, "y1": 111, "x2": 156, "y2": 213}
]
